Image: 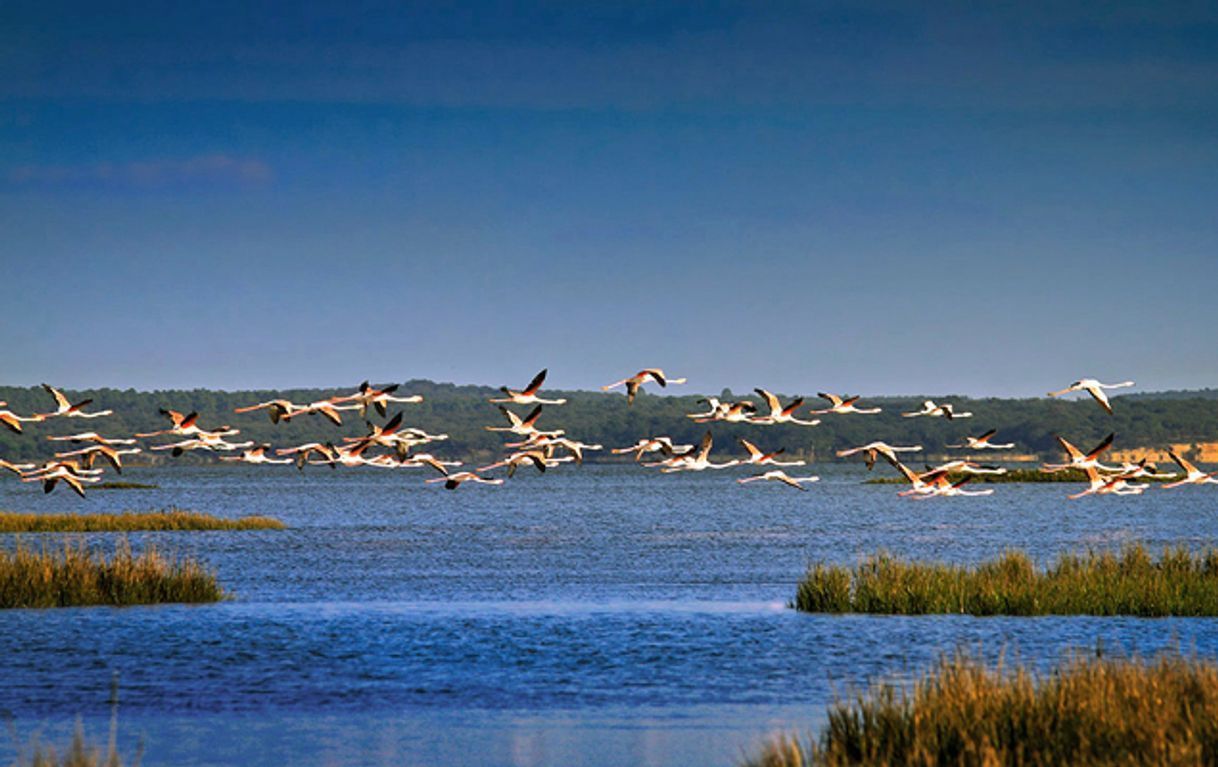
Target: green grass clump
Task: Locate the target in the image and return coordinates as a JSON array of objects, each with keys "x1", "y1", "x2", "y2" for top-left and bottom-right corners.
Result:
[
  {"x1": 0, "y1": 539, "x2": 225, "y2": 608},
  {"x1": 794, "y1": 544, "x2": 1218, "y2": 616},
  {"x1": 743, "y1": 651, "x2": 1218, "y2": 767},
  {"x1": 0, "y1": 509, "x2": 285, "y2": 532}
]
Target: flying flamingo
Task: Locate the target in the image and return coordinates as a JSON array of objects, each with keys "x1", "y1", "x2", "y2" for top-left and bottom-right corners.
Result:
[
  {"x1": 737, "y1": 439, "x2": 805, "y2": 467},
  {"x1": 1161, "y1": 450, "x2": 1218, "y2": 489},
  {"x1": 655, "y1": 432, "x2": 739, "y2": 473},
  {"x1": 836, "y1": 441, "x2": 923, "y2": 470},
  {"x1": 810, "y1": 393, "x2": 882, "y2": 415},
  {"x1": 46, "y1": 432, "x2": 137, "y2": 446},
  {"x1": 485, "y1": 405, "x2": 562, "y2": 438},
  {"x1": 902, "y1": 400, "x2": 972, "y2": 419},
  {"x1": 218, "y1": 444, "x2": 292, "y2": 465},
  {"x1": 602, "y1": 369, "x2": 687, "y2": 405},
  {"x1": 330, "y1": 381, "x2": 424, "y2": 418},
  {"x1": 490, "y1": 369, "x2": 567, "y2": 406},
  {"x1": 611, "y1": 437, "x2": 694, "y2": 462},
  {"x1": 1068, "y1": 466, "x2": 1148, "y2": 499},
  {"x1": 749, "y1": 389, "x2": 820, "y2": 426},
  {"x1": 38, "y1": 384, "x2": 112, "y2": 419},
  {"x1": 1041, "y1": 433, "x2": 1116, "y2": 473},
  {"x1": 946, "y1": 429, "x2": 1014, "y2": 450},
  {"x1": 423, "y1": 462, "x2": 504, "y2": 490},
  {"x1": 1047, "y1": 378, "x2": 1135, "y2": 415},
  {"x1": 737, "y1": 470, "x2": 820, "y2": 491},
  {"x1": 53, "y1": 443, "x2": 141, "y2": 474},
  {"x1": 0, "y1": 402, "x2": 44, "y2": 434}
]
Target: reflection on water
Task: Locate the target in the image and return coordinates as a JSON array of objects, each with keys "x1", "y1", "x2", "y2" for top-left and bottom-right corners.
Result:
[{"x1": 1, "y1": 465, "x2": 1216, "y2": 766}]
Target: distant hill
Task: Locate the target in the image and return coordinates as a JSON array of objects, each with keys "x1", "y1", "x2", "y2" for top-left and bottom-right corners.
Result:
[{"x1": 2, "y1": 381, "x2": 1216, "y2": 464}]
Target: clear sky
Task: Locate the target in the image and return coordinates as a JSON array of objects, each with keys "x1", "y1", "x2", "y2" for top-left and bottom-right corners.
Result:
[{"x1": 2, "y1": 2, "x2": 1216, "y2": 396}]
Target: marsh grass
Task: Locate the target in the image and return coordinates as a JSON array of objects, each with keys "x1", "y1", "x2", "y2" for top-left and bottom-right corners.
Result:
[
  {"x1": 864, "y1": 468, "x2": 1174, "y2": 484},
  {"x1": 15, "y1": 724, "x2": 134, "y2": 767},
  {"x1": 0, "y1": 509, "x2": 285, "y2": 532},
  {"x1": 743, "y1": 651, "x2": 1218, "y2": 767},
  {"x1": 795, "y1": 544, "x2": 1218, "y2": 616},
  {"x1": 10, "y1": 674, "x2": 141, "y2": 767},
  {"x1": 0, "y1": 539, "x2": 225, "y2": 608}
]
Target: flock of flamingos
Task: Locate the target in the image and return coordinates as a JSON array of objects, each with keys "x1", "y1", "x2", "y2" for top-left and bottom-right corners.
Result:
[{"x1": 1, "y1": 370, "x2": 1216, "y2": 498}]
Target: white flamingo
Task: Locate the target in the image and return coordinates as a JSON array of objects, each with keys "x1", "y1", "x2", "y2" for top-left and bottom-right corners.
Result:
[
  {"x1": 902, "y1": 400, "x2": 972, "y2": 419},
  {"x1": 1068, "y1": 466, "x2": 1148, "y2": 499},
  {"x1": 656, "y1": 432, "x2": 739, "y2": 473},
  {"x1": 810, "y1": 393, "x2": 882, "y2": 415},
  {"x1": 0, "y1": 402, "x2": 44, "y2": 434},
  {"x1": 1041, "y1": 433, "x2": 1116, "y2": 473},
  {"x1": 836, "y1": 441, "x2": 923, "y2": 470},
  {"x1": 330, "y1": 381, "x2": 424, "y2": 418},
  {"x1": 1047, "y1": 378, "x2": 1135, "y2": 415},
  {"x1": 750, "y1": 389, "x2": 820, "y2": 426},
  {"x1": 611, "y1": 437, "x2": 694, "y2": 462},
  {"x1": 946, "y1": 429, "x2": 1014, "y2": 450},
  {"x1": 490, "y1": 369, "x2": 566, "y2": 406},
  {"x1": 738, "y1": 439, "x2": 805, "y2": 467},
  {"x1": 602, "y1": 369, "x2": 687, "y2": 405},
  {"x1": 485, "y1": 405, "x2": 563, "y2": 438},
  {"x1": 737, "y1": 470, "x2": 820, "y2": 491},
  {"x1": 1162, "y1": 450, "x2": 1218, "y2": 489},
  {"x1": 38, "y1": 384, "x2": 112, "y2": 419},
  {"x1": 218, "y1": 444, "x2": 292, "y2": 465}
]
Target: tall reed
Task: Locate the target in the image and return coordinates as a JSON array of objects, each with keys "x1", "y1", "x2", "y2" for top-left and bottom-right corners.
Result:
[
  {"x1": 744, "y1": 651, "x2": 1218, "y2": 766},
  {"x1": 0, "y1": 539, "x2": 225, "y2": 608},
  {"x1": 795, "y1": 544, "x2": 1218, "y2": 616},
  {"x1": 0, "y1": 509, "x2": 284, "y2": 532}
]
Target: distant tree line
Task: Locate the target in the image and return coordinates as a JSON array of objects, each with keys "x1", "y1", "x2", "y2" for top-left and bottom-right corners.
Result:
[{"x1": 1, "y1": 381, "x2": 1216, "y2": 464}]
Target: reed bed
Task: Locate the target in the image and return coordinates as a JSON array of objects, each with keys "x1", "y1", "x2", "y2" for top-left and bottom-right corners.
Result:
[
  {"x1": 0, "y1": 539, "x2": 225, "y2": 608},
  {"x1": 0, "y1": 509, "x2": 285, "y2": 532},
  {"x1": 743, "y1": 651, "x2": 1218, "y2": 767},
  {"x1": 795, "y1": 544, "x2": 1218, "y2": 616},
  {"x1": 16, "y1": 725, "x2": 135, "y2": 767}
]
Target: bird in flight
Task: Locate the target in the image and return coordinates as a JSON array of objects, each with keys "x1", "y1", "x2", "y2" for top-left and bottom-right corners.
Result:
[
  {"x1": 1047, "y1": 378, "x2": 1134, "y2": 415},
  {"x1": 490, "y1": 369, "x2": 567, "y2": 406},
  {"x1": 602, "y1": 369, "x2": 687, "y2": 405}
]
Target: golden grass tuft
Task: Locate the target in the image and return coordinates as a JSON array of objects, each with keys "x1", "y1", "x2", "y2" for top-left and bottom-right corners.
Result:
[
  {"x1": 0, "y1": 539, "x2": 226, "y2": 608},
  {"x1": 795, "y1": 543, "x2": 1218, "y2": 616},
  {"x1": 0, "y1": 509, "x2": 285, "y2": 532},
  {"x1": 743, "y1": 651, "x2": 1218, "y2": 767}
]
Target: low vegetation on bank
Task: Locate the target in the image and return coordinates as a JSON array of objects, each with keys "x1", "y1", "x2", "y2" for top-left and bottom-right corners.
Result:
[
  {"x1": 0, "y1": 539, "x2": 225, "y2": 608},
  {"x1": 14, "y1": 725, "x2": 137, "y2": 767},
  {"x1": 795, "y1": 544, "x2": 1218, "y2": 616},
  {"x1": 743, "y1": 651, "x2": 1218, "y2": 767},
  {"x1": 94, "y1": 481, "x2": 159, "y2": 490},
  {"x1": 0, "y1": 509, "x2": 285, "y2": 532}
]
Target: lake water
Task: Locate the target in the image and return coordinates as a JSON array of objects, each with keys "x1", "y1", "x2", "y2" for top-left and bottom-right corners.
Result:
[{"x1": 2, "y1": 464, "x2": 1217, "y2": 766}]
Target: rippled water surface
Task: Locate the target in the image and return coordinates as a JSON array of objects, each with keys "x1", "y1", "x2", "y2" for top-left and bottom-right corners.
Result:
[{"x1": 2, "y1": 465, "x2": 1217, "y2": 766}]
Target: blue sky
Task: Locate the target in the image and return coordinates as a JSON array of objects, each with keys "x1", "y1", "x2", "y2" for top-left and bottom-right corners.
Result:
[{"x1": 2, "y1": 2, "x2": 1216, "y2": 396}]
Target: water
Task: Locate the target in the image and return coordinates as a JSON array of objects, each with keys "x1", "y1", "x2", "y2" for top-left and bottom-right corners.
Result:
[{"x1": 2, "y1": 464, "x2": 1217, "y2": 766}]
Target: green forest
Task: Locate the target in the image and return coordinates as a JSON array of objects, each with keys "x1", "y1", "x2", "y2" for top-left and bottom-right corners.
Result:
[{"x1": 2, "y1": 380, "x2": 1217, "y2": 464}]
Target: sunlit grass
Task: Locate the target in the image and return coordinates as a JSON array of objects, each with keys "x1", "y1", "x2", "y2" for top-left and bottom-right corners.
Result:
[
  {"x1": 794, "y1": 544, "x2": 1218, "y2": 616},
  {"x1": 16, "y1": 724, "x2": 137, "y2": 767},
  {"x1": 0, "y1": 509, "x2": 285, "y2": 532},
  {"x1": 0, "y1": 539, "x2": 225, "y2": 608},
  {"x1": 743, "y1": 651, "x2": 1218, "y2": 767}
]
